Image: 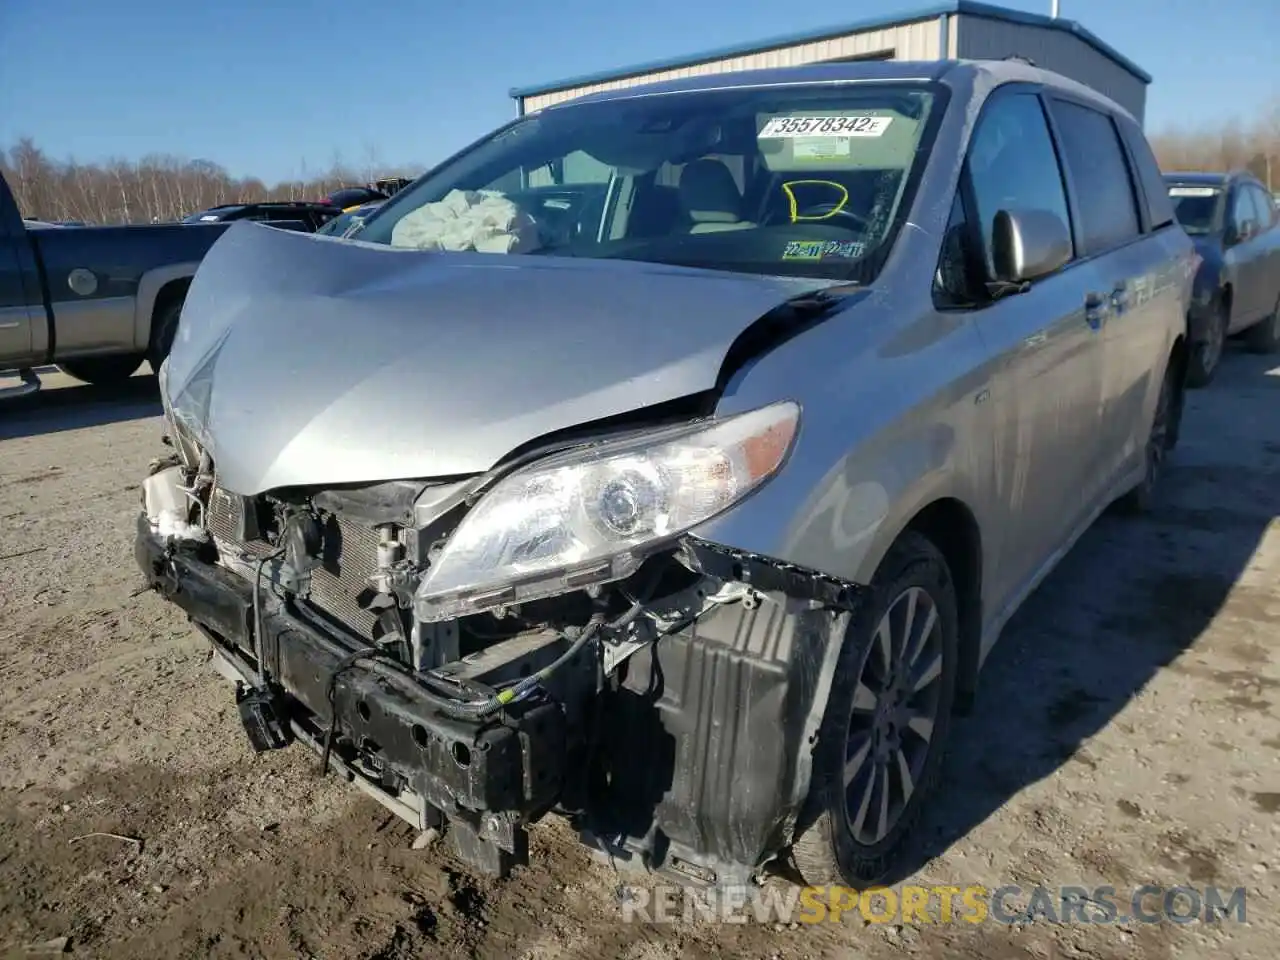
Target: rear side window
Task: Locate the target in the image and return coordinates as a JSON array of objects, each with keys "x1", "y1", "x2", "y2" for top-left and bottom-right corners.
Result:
[
  {"x1": 1249, "y1": 186, "x2": 1276, "y2": 228},
  {"x1": 1118, "y1": 117, "x2": 1175, "y2": 229},
  {"x1": 965, "y1": 92, "x2": 1074, "y2": 278},
  {"x1": 1230, "y1": 188, "x2": 1254, "y2": 232},
  {"x1": 1049, "y1": 99, "x2": 1141, "y2": 255}
]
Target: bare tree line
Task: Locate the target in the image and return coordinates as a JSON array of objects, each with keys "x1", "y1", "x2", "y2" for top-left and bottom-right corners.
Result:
[
  {"x1": 1, "y1": 138, "x2": 423, "y2": 225},
  {"x1": 3, "y1": 99, "x2": 1278, "y2": 225},
  {"x1": 1148, "y1": 98, "x2": 1280, "y2": 189}
]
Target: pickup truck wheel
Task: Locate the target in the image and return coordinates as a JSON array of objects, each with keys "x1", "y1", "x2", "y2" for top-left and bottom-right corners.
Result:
[
  {"x1": 790, "y1": 532, "x2": 959, "y2": 887},
  {"x1": 1244, "y1": 297, "x2": 1280, "y2": 354},
  {"x1": 1185, "y1": 301, "x2": 1225, "y2": 388},
  {"x1": 58, "y1": 354, "x2": 144, "y2": 385},
  {"x1": 147, "y1": 298, "x2": 184, "y2": 371}
]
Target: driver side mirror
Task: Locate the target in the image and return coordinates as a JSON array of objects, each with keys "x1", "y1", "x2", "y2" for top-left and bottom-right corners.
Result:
[{"x1": 991, "y1": 208, "x2": 1072, "y2": 284}]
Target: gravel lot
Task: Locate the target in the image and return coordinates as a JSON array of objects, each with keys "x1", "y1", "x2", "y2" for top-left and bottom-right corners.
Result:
[{"x1": 1, "y1": 353, "x2": 1278, "y2": 960}]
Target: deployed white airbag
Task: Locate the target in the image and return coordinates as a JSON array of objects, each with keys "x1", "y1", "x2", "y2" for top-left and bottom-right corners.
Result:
[{"x1": 389, "y1": 189, "x2": 541, "y2": 254}]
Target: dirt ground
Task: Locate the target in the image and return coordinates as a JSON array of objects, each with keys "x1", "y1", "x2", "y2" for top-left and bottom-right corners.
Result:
[{"x1": 1, "y1": 353, "x2": 1278, "y2": 960}]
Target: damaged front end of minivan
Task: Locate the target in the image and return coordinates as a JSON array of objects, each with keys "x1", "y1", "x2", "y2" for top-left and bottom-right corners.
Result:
[
  {"x1": 134, "y1": 222, "x2": 865, "y2": 887},
  {"x1": 135, "y1": 399, "x2": 863, "y2": 886}
]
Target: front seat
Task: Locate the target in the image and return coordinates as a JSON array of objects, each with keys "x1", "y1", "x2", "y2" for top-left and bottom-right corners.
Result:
[{"x1": 678, "y1": 159, "x2": 756, "y2": 233}]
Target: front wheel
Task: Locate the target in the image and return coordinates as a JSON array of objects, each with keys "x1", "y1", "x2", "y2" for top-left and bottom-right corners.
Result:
[
  {"x1": 1185, "y1": 301, "x2": 1225, "y2": 388},
  {"x1": 58, "y1": 354, "x2": 144, "y2": 385},
  {"x1": 790, "y1": 531, "x2": 959, "y2": 887},
  {"x1": 147, "y1": 298, "x2": 185, "y2": 371}
]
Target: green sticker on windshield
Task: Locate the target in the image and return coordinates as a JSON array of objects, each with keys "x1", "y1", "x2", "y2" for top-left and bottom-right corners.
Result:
[{"x1": 782, "y1": 240, "x2": 865, "y2": 261}]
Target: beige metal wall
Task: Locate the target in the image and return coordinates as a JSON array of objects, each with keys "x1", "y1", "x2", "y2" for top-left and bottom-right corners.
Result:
[
  {"x1": 518, "y1": 17, "x2": 945, "y2": 114},
  {"x1": 955, "y1": 15, "x2": 1146, "y2": 121}
]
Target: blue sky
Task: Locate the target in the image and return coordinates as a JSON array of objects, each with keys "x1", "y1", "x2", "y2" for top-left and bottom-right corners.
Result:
[{"x1": 1, "y1": 0, "x2": 1275, "y2": 184}]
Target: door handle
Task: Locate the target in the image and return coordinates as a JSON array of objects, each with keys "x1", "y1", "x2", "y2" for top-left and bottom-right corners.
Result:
[
  {"x1": 1084, "y1": 292, "x2": 1110, "y2": 330},
  {"x1": 1110, "y1": 282, "x2": 1131, "y2": 313}
]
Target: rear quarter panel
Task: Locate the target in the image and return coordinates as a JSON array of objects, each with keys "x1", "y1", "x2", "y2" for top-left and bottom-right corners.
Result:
[{"x1": 1260, "y1": 216, "x2": 1280, "y2": 317}]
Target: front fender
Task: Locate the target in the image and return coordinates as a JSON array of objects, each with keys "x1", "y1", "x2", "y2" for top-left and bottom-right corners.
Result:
[{"x1": 691, "y1": 302, "x2": 992, "y2": 589}]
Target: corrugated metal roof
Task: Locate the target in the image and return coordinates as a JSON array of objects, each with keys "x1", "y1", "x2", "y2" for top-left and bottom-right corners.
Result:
[
  {"x1": 536, "y1": 58, "x2": 1120, "y2": 115},
  {"x1": 509, "y1": 0, "x2": 1151, "y2": 100},
  {"x1": 520, "y1": 22, "x2": 947, "y2": 113},
  {"x1": 543, "y1": 59, "x2": 955, "y2": 107},
  {"x1": 955, "y1": 12, "x2": 1145, "y2": 120}
]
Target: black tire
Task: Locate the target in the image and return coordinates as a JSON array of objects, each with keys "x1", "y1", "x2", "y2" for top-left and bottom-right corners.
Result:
[
  {"x1": 58, "y1": 354, "x2": 144, "y2": 385},
  {"x1": 1117, "y1": 352, "x2": 1182, "y2": 514},
  {"x1": 1185, "y1": 301, "x2": 1225, "y2": 388},
  {"x1": 1244, "y1": 297, "x2": 1280, "y2": 354},
  {"x1": 147, "y1": 297, "x2": 185, "y2": 371},
  {"x1": 790, "y1": 531, "x2": 959, "y2": 887}
]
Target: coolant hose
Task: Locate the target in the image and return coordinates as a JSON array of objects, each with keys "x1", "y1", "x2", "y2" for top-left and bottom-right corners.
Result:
[
  {"x1": 439, "y1": 612, "x2": 608, "y2": 720},
  {"x1": 320, "y1": 613, "x2": 609, "y2": 733}
]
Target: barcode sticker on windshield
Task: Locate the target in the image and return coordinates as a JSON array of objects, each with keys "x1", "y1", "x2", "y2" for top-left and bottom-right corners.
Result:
[
  {"x1": 793, "y1": 138, "x2": 852, "y2": 159},
  {"x1": 1168, "y1": 186, "x2": 1218, "y2": 197},
  {"x1": 759, "y1": 115, "x2": 893, "y2": 139}
]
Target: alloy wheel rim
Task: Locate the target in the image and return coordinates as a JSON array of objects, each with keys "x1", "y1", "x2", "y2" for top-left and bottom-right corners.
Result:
[{"x1": 842, "y1": 586, "x2": 944, "y2": 846}]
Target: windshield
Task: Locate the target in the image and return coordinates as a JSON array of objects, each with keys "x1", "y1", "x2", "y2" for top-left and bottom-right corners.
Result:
[
  {"x1": 1166, "y1": 183, "x2": 1222, "y2": 235},
  {"x1": 354, "y1": 84, "x2": 943, "y2": 282}
]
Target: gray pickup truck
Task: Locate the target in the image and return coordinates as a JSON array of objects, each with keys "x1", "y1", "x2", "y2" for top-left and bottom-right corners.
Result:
[{"x1": 1, "y1": 172, "x2": 230, "y2": 397}]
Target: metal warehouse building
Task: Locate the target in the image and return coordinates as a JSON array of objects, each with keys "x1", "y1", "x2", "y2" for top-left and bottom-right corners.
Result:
[{"x1": 510, "y1": 0, "x2": 1150, "y2": 123}]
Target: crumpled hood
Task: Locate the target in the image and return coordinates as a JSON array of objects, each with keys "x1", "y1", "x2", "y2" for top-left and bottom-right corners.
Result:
[{"x1": 165, "y1": 221, "x2": 832, "y2": 495}]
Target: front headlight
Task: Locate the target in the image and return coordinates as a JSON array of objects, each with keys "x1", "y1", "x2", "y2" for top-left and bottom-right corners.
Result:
[{"x1": 413, "y1": 400, "x2": 800, "y2": 622}]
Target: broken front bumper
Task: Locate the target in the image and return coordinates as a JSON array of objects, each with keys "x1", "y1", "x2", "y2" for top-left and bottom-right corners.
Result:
[
  {"x1": 133, "y1": 514, "x2": 563, "y2": 873},
  {"x1": 134, "y1": 514, "x2": 853, "y2": 885}
]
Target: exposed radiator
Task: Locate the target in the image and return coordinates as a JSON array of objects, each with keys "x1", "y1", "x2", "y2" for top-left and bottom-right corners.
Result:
[
  {"x1": 206, "y1": 486, "x2": 273, "y2": 558},
  {"x1": 206, "y1": 485, "x2": 381, "y2": 639},
  {"x1": 311, "y1": 517, "x2": 382, "y2": 639}
]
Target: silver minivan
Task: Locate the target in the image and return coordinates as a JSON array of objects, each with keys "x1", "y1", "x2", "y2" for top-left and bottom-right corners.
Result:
[{"x1": 138, "y1": 58, "x2": 1194, "y2": 889}]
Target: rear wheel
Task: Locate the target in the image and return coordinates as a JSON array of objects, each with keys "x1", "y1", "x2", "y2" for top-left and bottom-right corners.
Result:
[
  {"x1": 790, "y1": 532, "x2": 959, "y2": 887},
  {"x1": 1185, "y1": 301, "x2": 1225, "y2": 387},
  {"x1": 58, "y1": 354, "x2": 144, "y2": 385},
  {"x1": 147, "y1": 297, "x2": 185, "y2": 371},
  {"x1": 1245, "y1": 296, "x2": 1280, "y2": 354},
  {"x1": 1117, "y1": 353, "x2": 1181, "y2": 514}
]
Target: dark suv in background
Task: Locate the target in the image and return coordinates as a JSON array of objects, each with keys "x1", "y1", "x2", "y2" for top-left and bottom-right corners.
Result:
[
  {"x1": 1165, "y1": 170, "x2": 1280, "y2": 386},
  {"x1": 182, "y1": 201, "x2": 341, "y2": 233}
]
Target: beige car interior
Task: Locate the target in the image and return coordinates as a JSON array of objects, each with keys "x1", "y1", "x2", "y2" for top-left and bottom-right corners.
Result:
[{"x1": 678, "y1": 159, "x2": 758, "y2": 233}]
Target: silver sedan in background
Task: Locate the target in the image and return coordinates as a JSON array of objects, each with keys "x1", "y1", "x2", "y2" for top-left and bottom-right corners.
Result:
[{"x1": 137, "y1": 58, "x2": 1194, "y2": 890}]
